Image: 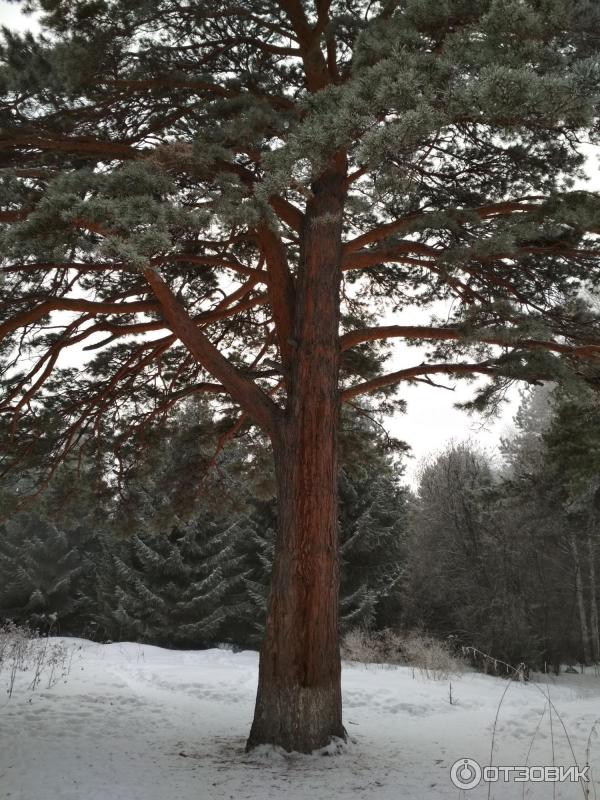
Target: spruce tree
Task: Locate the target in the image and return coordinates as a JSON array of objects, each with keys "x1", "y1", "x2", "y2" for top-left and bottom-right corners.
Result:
[
  {"x1": 97, "y1": 515, "x2": 251, "y2": 646},
  {"x1": 2, "y1": 0, "x2": 600, "y2": 750},
  {"x1": 338, "y1": 423, "x2": 408, "y2": 630},
  {"x1": 0, "y1": 454, "x2": 106, "y2": 635},
  {"x1": 0, "y1": 512, "x2": 98, "y2": 634},
  {"x1": 542, "y1": 387, "x2": 600, "y2": 663}
]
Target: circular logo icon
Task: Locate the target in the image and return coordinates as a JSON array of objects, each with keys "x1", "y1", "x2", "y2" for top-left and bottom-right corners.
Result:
[{"x1": 450, "y1": 758, "x2": 482, "y2": 790}]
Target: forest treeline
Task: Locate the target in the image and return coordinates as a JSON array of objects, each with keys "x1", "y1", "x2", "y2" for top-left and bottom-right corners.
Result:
[{"x1": 1, "y1": 384, "x2": 600, "y2": 672}]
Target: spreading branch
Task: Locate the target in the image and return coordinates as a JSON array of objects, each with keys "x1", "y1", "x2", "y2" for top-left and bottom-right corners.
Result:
[
  {"x1": 342, "y1": 362, "x2": 500, "y2": 401},
  {"x1": 143, "y1": 268, "x2": 281, "y2": 436},
  {"x1": 341, "y1": 325, "x2": 600, "y2": 360}
]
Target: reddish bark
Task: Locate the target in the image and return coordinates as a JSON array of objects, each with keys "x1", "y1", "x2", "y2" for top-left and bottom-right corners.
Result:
[
  {"x1": 247, "y1": 161, "x2": 347, "y2": 753},
  {"x1": 143, "y1": 268, "x2": 280, "y2": 438},
  {"x1": 4, "y1": 0, "x2": 600, "y2": 757},
  {"x1": 340, "y1": 325, "x2": 600, "y2": 360},
  {"x1": 258, "y1": 221, "x2": 296, "y2": 373}
]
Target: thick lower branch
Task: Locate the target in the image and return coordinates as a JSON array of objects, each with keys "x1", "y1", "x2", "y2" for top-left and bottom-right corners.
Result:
[
  {"x1": 143, "y1": 268, "x2": 281, "y2": 436},
  {"x1": 258, "y1": 222, "x2": 296, "y2": 374},
  {"x1": 341, "y1": 325, "x2": 600, "y2": 360}
]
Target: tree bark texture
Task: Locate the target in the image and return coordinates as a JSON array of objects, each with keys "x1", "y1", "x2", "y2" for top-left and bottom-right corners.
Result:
[{"x1": 247, "y1": 163, "x2": 347, "y2": 753}]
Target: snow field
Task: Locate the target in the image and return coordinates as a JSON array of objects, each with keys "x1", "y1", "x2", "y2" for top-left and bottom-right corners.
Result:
[{"x1": 2, "y1": 639, "x2": 600, "y2": 799}]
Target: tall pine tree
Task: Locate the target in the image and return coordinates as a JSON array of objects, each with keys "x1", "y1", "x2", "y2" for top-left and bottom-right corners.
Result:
[{"x1": 2, "y1": 0, "x2": 600, "y2": 750}]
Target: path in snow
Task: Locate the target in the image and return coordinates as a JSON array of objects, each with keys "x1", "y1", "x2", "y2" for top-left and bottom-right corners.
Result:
[{"x1": 1, "y1": 639, "x2": 600, "y2": 799}]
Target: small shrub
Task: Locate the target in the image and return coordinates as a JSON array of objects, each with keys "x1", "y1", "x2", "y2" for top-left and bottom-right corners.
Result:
[
  {"x1": 0, "y1": 620, "x2": 74, "y2": 699},
  {"x1": 401, "y1": 631, "x2": 465, "y2": 680},
  {"x1": 340, "y1": 629, "x2": 382, "y2": 664},
  {"x1": 341, "y1": 628, "x2": 465, "y2": 680}
]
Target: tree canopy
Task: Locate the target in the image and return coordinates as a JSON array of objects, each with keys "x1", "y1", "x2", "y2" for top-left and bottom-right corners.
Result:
[{"x1": 1, "y1": 0, "x2": 600, "y2": 475}]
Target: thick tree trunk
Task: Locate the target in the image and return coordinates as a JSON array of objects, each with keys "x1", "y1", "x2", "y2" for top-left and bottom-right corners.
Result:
[
  {"x1": 247, "y1": 161, "x2": 346, "y2": 753},
  {"x1": 246, "y1": 419, "x2": 344, "y2": 752}
]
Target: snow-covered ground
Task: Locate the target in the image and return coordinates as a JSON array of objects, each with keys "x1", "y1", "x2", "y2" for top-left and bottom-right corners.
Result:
[{"x1": 2, "y1": 639, "x2": 600, "y2": 799}]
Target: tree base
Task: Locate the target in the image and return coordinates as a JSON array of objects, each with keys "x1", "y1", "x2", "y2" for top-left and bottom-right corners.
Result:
[{"x1": 246, "y1": 684, "x2": 346, "y2": 754}]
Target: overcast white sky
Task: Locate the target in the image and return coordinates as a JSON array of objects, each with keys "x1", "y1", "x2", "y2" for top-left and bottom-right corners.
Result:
[
  {"x1": 0, "y1": 1, "x2": 546, "y2": 483},
  {"x1": 0, "y1": 1, "x2": 32, "y2": 29}
]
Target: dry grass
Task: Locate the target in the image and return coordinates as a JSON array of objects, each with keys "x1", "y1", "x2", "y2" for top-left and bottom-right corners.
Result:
[
  {"x1": 0, "y1": 621, "x2": 76, "y2": 700},
  {"x1": 341, "y1": 628, "x2": 466, "y2": 680}
]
